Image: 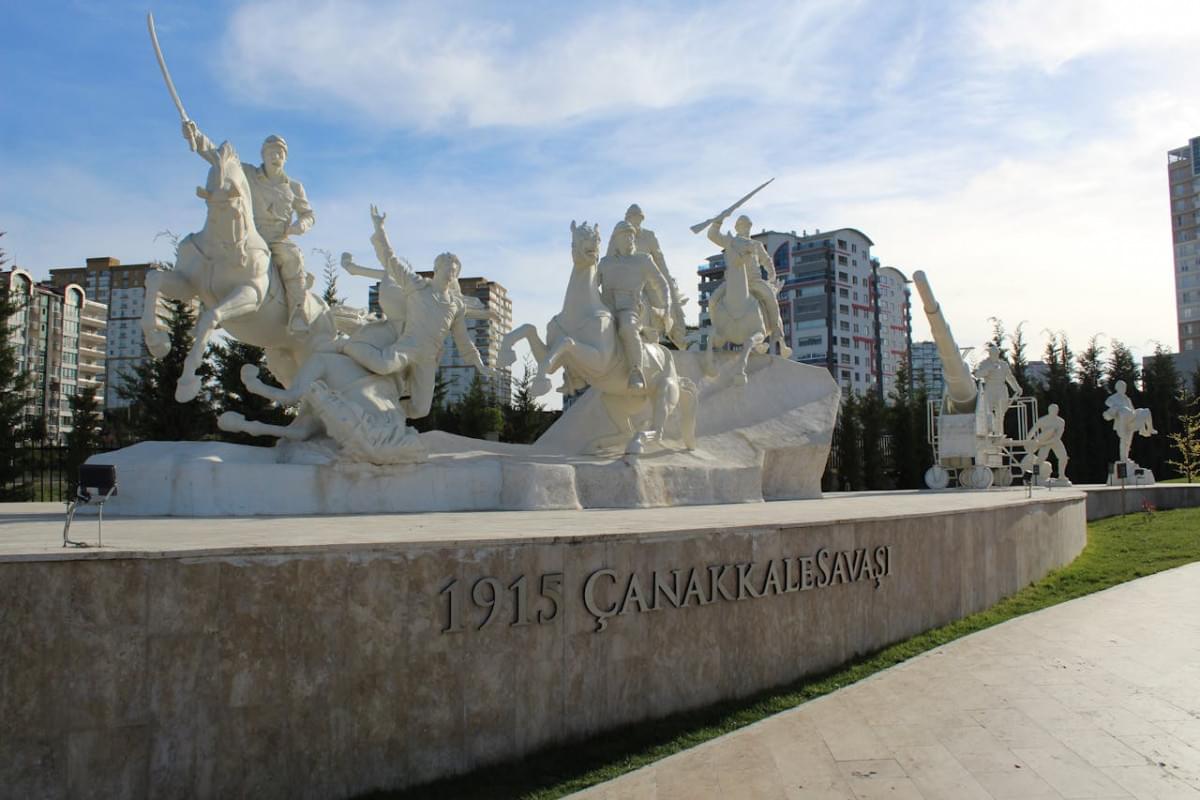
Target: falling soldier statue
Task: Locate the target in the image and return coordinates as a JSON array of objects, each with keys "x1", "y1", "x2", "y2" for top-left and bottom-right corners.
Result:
[
  {"x1": 183, "y1": 120, "x2": 316, "y2": 332},
  {"x1": 597, "y1": 220, "x2": 673, "y2": 390}
]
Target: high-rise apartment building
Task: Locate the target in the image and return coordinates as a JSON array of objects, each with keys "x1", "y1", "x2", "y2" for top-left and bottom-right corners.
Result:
[
  {"x1": 368, "y1": 274, "x2": 514, "y2": 406},
  {"x1": 1169, "y1": 136, "x2": 1200, "y2": 352},
  {"x1": 2, "y1": 268, "x2": 107, "y2": 439},
  {"x1": 909, "y1": 340, "x2": 945, "y2": 397},
  {"x1": 699, "y1": 228, "x2": 911, "y2": 397},
  {"x1": 49, "y1": 257, "x2": 169, "y2": 409}
]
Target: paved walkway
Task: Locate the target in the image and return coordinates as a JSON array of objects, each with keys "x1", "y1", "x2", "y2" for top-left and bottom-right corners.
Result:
[{"x1": 573, "y1": 563, "x2": 1200, "y2": 800}]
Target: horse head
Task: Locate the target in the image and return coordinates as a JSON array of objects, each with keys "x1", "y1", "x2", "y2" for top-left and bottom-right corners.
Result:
[
  {"x1": 197, "y1": 141, "x2": 254, "y2": 255},
  {"x1": 569, "y1": 220, "x2": 601, "y2": 268}
]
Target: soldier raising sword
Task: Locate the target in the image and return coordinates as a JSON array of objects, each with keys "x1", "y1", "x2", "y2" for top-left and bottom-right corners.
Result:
[{"x1": 148, "y1": 13, "x2": 316, "y2": 333}]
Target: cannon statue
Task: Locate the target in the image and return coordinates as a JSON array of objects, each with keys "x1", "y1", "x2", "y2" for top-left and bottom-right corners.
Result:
[{"x1": 913, "y1": 271, "x2": 1036, "y2": 489}]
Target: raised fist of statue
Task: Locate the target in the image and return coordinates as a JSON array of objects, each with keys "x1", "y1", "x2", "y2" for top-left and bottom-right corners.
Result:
[
  {"x1": 369, "y1": 204, "x2": 387, "y2": 231},
  {"x1": 181, "y1": 119, "x2": 199, "y2": 151}
]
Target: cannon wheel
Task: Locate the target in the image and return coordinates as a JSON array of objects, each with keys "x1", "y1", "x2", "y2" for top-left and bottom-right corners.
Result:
[
  {"x1": 993, "y1": 467, "x2": 1013, "y2": 487},
  {"x1": 924, "y1": 465, "x2": 950, "y2": 490},
  {"x1": 959, "y1": 464, "x2": 994, "y2": 490}
]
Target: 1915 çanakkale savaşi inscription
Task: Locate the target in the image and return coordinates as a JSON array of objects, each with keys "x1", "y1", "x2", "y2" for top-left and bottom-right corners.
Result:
[{"x1": 440, "y1": 544, "x2": 895, "y2": 634}]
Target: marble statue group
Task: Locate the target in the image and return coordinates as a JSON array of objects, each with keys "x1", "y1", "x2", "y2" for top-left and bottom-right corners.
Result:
[{"x1": 139, "y1": 92, "x2": 798, "y2": 462}]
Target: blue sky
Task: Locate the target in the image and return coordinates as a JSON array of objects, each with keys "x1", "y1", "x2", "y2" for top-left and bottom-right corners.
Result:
[{"x1": 4, "y1": 0, "x2": 1200, "y2": 394}]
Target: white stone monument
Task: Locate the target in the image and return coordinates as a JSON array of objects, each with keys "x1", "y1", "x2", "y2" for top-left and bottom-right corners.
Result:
[{"x1": 1103, "y1": 380, "x2": 1157, "y2": 486}]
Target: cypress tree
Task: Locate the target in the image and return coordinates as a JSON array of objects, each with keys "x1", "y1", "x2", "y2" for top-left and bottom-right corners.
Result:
[
  {"x1": 1140, "y1": 344, "x2": 1183, "y2": 476},
  {"x1": 1075, "y1": 336, "x2": 1110, "y2": 483}
]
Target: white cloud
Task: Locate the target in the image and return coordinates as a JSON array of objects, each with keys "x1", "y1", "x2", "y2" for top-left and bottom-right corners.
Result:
[
  {"x1": 966, "y1": 0, "x2": 1200, "y2": 73},
  {"x1": 220, "y1": 0, "x2": 854, "y2": 129}
]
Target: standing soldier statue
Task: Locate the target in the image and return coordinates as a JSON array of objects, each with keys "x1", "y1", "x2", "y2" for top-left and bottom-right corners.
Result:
[{"x1": 182, "y1": 121, "x2": 317, "y2": 332}]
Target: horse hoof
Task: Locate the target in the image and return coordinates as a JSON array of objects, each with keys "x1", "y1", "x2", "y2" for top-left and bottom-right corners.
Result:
[
  {"x1": 532, "y1": 376, "x2": 553, "y2": 396},
  {"x1": 626, "y1": 440, "x2": 645, "y2": 456},
  {"x1": 218, "y1": 411, "x2": 246, "y2": 431},
  {"x1": 240, "y1": 363, "x2": 260, "y2": 386},
  {"x1": 145, "y1": 330, "x2": 171, "y2": 358},
  {"x1": 175, "y1": 378, "x2": 201, "y2": 403},
  {"x1": 498, "y1": 349, "x2": 516, "y2": 368}
]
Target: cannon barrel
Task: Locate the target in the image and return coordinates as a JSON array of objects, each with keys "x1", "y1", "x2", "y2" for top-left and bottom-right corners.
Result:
[{"x1": 912, "y1": 270, "x2": 976, "y2": 412}]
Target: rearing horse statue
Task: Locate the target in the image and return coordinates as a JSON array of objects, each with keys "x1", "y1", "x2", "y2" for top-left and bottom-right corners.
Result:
[
  {"x1": 500, "y1": 220, "x2": 697, "y2": 455},
  {"x1": 139, "y1": 139, "x2": 336, "y2": 402}
]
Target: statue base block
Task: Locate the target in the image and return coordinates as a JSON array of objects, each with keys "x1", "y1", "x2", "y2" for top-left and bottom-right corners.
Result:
[
  {"x1": 1107, "y1": 460, "x2": 1155, "y2": 487},
  {"x1": 89, "y1": 355, "x2": 840, "y2": 516}
]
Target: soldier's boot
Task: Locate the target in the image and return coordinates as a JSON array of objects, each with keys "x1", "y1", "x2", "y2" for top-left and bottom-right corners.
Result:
[
  {"x1": 284, "y1": 274, "x2": 309, "y2": 333},
  {"x1": 619, "y1": 320, "x2": 645, "y2": 390}
]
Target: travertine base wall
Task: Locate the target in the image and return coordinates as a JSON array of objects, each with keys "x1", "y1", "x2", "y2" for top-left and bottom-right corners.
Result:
[
  {"x1": 0, "y1": 496, "x2": 1085, "y2": 798},
  {"x1": 1085, "y1": 483, "x2": 1200, "y2": 520}
]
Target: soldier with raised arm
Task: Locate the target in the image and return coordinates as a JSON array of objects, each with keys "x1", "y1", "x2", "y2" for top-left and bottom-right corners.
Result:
[
  {"x1": 338, "y1": 206, "x2": 491, "y2": 419},
  {"x1": 597, "y1": 220, "x2": 672, "y2": 390},
  {"x1": 706, "y1": 213, "x2": 791, "y2": 358},
  {"x1": 182, "y1": 120, "x2": 316, "y2": 332}
]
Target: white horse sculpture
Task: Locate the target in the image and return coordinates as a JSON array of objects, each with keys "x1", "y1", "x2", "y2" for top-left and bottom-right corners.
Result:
[
  {"x1": 501, "y1": 221, "x2": 697, "y2": 455},
  {"x1": 139, "y1": 140, "x2": 336, "y2": 403},
  {"x1": 706, "y1": 253, "x2": 770, "y2": 385}
]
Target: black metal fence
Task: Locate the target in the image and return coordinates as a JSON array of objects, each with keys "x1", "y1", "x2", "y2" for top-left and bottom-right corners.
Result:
[{"x1": 1, "y1": 440, "x2": 100, "y2": 502}]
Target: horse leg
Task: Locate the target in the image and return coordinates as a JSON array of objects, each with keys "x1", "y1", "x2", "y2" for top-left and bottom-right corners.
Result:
[
  {"x1": 677, "y1": 377, "x2": 698, "y2": 450},
  {"x1": 218, "y1": 410, "x2": 321, "y2": 441},
  {"x1": 242, "y1": 355, "x2": 326, "y2": 407},
  {"x1": 499, "y1": 323, "x2": 547, "y2": 369},
  {"x1": 629, "y1": 371, "x2": 681, "y2": 455},
  {"x1": 176, "y1": 285, "x2": 262, "y2": 403},
  {"x1": 733, "y1": 334, "x2": 764, "y2": 385},
  {"x1": 141, "y1": 268, "x2": 194, "y2": 358}
]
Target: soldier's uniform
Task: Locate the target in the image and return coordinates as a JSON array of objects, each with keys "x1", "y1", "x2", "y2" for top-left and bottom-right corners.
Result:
[
  {"x1": 597, "y1": 225, "x2": 670, "y2": 388},
  {"x1": 190, "y1": 129, "x2": 314, "y2": 329}
]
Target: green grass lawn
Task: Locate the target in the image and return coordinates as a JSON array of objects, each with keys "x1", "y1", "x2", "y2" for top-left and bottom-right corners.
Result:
[{"x1": 364, "y1": 506, "x2": 1200, "y2": 800}]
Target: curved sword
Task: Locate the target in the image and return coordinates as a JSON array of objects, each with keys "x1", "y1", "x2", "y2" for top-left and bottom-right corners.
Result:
[
  {"x1": 147, "y1": 12, "x2": 193, "y2": 147},
  {"x1": 690, "y1": 178, "x2": 775, "y2": 234}
]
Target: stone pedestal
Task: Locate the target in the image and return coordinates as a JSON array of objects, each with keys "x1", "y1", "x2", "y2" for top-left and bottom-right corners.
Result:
[
  {"x1": 1107, "y1": 460, "x2": 1155, "y2": 487},
  {"x1": 0, "y1": 490, "x2": 1087, "y2": 798}
]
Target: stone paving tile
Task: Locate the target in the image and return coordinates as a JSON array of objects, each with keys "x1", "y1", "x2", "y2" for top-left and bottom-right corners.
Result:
[{"x1": 569, "y1": 562, "x2": 1200, "y2": 800}]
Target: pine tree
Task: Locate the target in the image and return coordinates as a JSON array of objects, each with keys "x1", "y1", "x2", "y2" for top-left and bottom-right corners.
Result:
[
  {"x1": 0, "y1": 233, "x2": 33, "y2": 500},
  {"x1": 835, "y1": 393, "x2": 864, "y2": 491},
  {"x1": 115, "y1": 298, "x2": 216, "y2": 441},
  {"x1": 886, "y1": 362, "x2": 930, "y2": 489},
  {"x1": 210, "y1": 338, "x2": 290, "y2": 444},
  {"x1": 502, "y1": 361, "x2": 556, "y2": 444},
  {"x1": 859, "y1": 388, "x2": 887, "y2": 489},
  {"x1": 1168, "y1": 401, "x2": 1200, "y2": 483},
  {"x1": 65, "y1": 385, "x2": 103, "y2": 485},
  {"x1": 454, "y1": 372, "x2": 504, "y2": 440}
]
